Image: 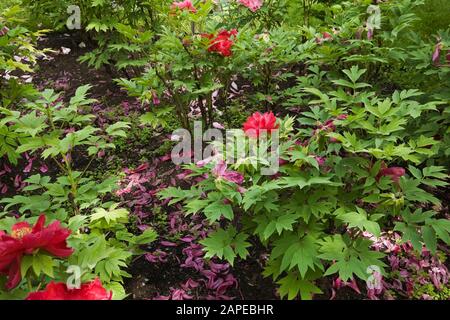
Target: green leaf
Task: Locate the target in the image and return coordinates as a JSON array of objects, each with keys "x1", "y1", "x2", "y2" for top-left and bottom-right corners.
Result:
[
  {"x1": 271, "y1": 234, "x2": 322, "y2": 277},
  {"x1": 336, "y1": 208, "x2": 381, "y2": 237},
  {"x1": 106, "y1": 122, "x2": 130, "y2": 138},
  {"x1": 14, "y1": 111, "x2": 48, "y2": 137},
  {"x1": 421, "y1": 225, "x2": 437, "y2": 254},
  {"x1": 199, "y1": 226, "x2": 250, "y2": 266},
  {"x1": 343, "y1": 65, "x2": 366, "y2": 83},
  {"x1": 319, "y1": 236, "x2": 385, "y2": 282},
  {"x1": 277, "y1": 272, "x2": 322, "y2": 300},
  {"x1": 279, "y1": 175, "x2": 337, "y2": 189},
  {"x1": 203, "y1": 201, "x2": 234, "y2": 222},
  {"x1": 69, "y1": 85, "x2": 96, "y2": 106},
  {"x1": 30, "y1": 254, "x2": 56, "y2": 277},
  {"x1": 408, "y1": 165, "x2": 422, "y2": 179},
  {"x1": 428, "y1": 219, "x2": 450, "y2": 245},
  {"x1": 90, "y1": 205, "x2": 129, "y2": 225},
  {"x1": 132, "y1": 228, "x2": 158, "y2": 245}
]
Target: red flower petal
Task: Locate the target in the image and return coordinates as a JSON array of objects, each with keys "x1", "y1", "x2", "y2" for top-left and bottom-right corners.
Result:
[
  {"x1": 26, "y1": 278, "x2": 112, "y2": 300},
  {"x1": 0, "y1": 215, "x2": 73, "y2": 290},
  {"x1": 243, "y1": 112, "x2": 279, "y2": 138}
]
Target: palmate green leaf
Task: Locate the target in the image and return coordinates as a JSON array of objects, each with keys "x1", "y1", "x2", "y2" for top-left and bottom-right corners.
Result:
[
  {"x1": 334, "y1": 131, "x2": 371, "y2": 152},
  {"x1": 399, "y1": 178, "x2": 441, "y2": 204},
  {"x1": 342, "y1": 65, "x2": 366, "y2": 83},
  {"x1": 157, "y1": 186, "x2": 200, "y2": 205},
  {"x1": 199, "y1": 226, "x2": 250, "y2": 266},
  {"x1": 393, "y1": 208, "x2": 449, "y2": 254},
  {"x1": 14, "y1": 111, "x2": 48, "y2": 137},
  {"x1": 427, "y1": 219, "x2": 450, "y2": 246},
  {"x1": 277, "y1": 272, "x2": 322, "y2": 300},
  {"x1": 68, "y1": 215, "x2": 89, "y2": 232},
  {"x1": 395, "y1": 221, "x2": 423, "y2": 251},
  {"x1": 94, "y1": 246, "x2": 132, "y2": 282},
  {"x1": 184, "y1": 198, "x2": 211, "y2": 215},
  {"x1": 319, "y1": 236, "x2": 385, "y2": 282},
  {"x1": 242, "y1": 185, "x2": 265, "y2": 211},
  {"x1": 271, "y1": 233, "x2": 322, "y2": 278},
  {"x1": 421, "y1": 225, "x2": 437, "y2": 254},
  {"x1": 69, "y1": 234, "x2": 132, "y2": 283},
  {"x1": 90, "y1": 205, "x2": 129, "y2": 225},
  {"x1": 407, "y1": 165, "x2": 448, "y2": 188},
  {"x1": 273, "y1": 213, "x2": 300, "y2": 235},
  {"x1": 16, "y1": 133, "x2": 58, "y2": 155},
  {"x1": 21, "y1": 254, "x2": 56, "y2": 278},
  {"x1": 377, "y1": 118, "x2": 407, "y2": 135},
  {"x1": 96, "y1": 255, "x2": 127, "y2": 279},
  {"x1": 392, "y1": 89, "x2": 423, "y2": 103},
  {"x1": 203, "y1": 201, "x2": 234, "y2": 222},
  {"x1": 278, "y1": 175, "x2": 338, "y2": 189},
  {"x1": 317, "y1": 234, "x2": 347, "y2": 261},
  {"x1": 254, "y1": 212, "x2": 300, "y2": 240},
  {"x1": 289, "y1": 150, "x2": 320, "y2": 170},
  {"x1": 336, "y1": 207, "x2": 381, "y2": 237}
]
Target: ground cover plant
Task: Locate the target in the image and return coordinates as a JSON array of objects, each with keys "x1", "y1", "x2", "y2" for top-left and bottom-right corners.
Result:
[{"x1": 0, "y1": 0, "x2": 449, "y2": 301}]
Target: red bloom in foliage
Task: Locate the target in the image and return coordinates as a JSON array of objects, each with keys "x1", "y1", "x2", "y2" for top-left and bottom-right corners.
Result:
[
  {"x1": 171, "y1": 0, "x2": 197, "y2": 13},
  {"x1": 376, "y1": 165, "x2": 406, "y2": 183},
  {"x1": 206, "y1": 30, "x2": 238, "y2": 57},
  {"x1": 0, "y1": 215, "x2": 73, "y2": 290},
  {"x1": 237, "y1": 0, "x2": 263, "y2": 12},
  {"x1": 26, "y1": 278, "x2": 112, "y2": 300},
  {"x1": 243, "y1": 112, "x2": 279, "y2": 138}
]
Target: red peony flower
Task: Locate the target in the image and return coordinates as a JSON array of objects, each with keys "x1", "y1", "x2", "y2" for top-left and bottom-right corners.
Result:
[
  {"x1": 376, "y1": 165, "x2": 406, "y2": 183},
  {"x1": 170, "y1": 0, "x2": 197, "y2": 13},
  {"x1": 207, "y1": 29, "x2": 238, "y2": 57},
  {"x1": 26, "y1": 278, "x2": 112, "y2": 300},
  {"x1": 0, "y1": 215, "x2": 73, "y2": 290},
  {"x1": 243, "y1": 112, "x2": 279, "y2": 138},
  {"x1": 237, "y1": 0, "x2": 263, "y2": 12}
]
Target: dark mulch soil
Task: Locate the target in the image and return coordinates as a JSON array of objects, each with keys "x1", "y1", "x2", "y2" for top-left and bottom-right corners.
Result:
[{"x1": 35, "y1": 31, "x2": 126, "y2": 104}]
